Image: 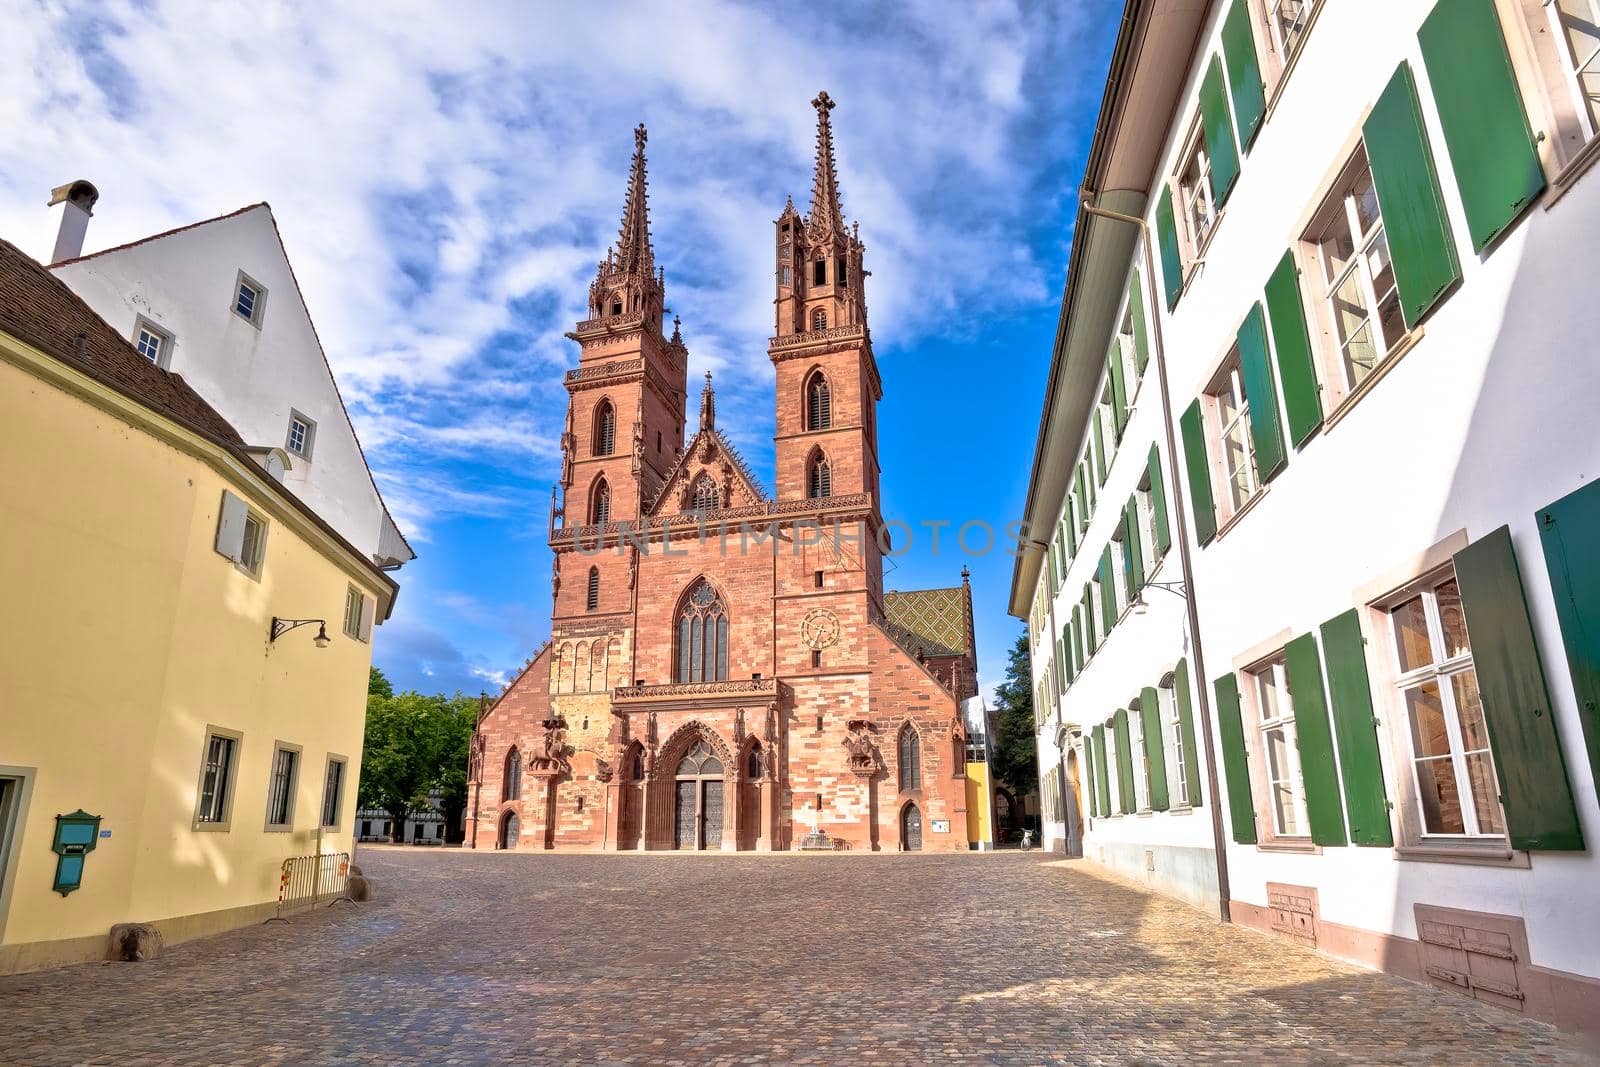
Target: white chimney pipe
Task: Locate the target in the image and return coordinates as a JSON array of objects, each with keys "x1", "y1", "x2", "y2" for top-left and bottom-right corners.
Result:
[{"x1": 46, "y1": 180, "x2": 100, "y2": 265}]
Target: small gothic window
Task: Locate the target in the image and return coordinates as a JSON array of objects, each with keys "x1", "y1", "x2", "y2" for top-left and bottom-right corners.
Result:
[
  {"x1": 807, "y1": 373, "x2": 832, "y2": 431},
  {"x1": 811, "y1": 307, "x2": 828, "y2": 331},
  {"x1": 690, "y1": 474, "x2": 719, "y2": 515},
  {"x1": 656, "y1": 431, "x2": 662, "y2": 453},
  {"x1": 839, "y1": 259, "x2": 848, "y2": 289},
  {"x1": 675, "y1": 579, "x2": 729, "y2": 682},
  {"x1": 504, "y1": 746, "x2": 522, "y2": 801},
  {"x1": 813, "y1": 258, "x2": 827, "y2": 286},
  {"x1": 630, "y1": 745, "x2": 645, "y2": 780},
  {"x1": 676, "y1": 738, "x2": 724, "y2": 777},
  {"x1": 586, "y1": 566, "x2": 600, "y2": 611},
  {"x1": 591, "y1": 479, "x2": 611, "y2": 525},
  {"x1": 595, "y1": 400, "x2": 616, "y2": 456},
  {"x1": 808, "y1": 454, "x2": 832, "y2": 499},
  {"x1": 898, "y1": 726, "x2": 921, "y2": 792},
  {"x1": 747, "y1": 744, "x2": 763, "y2": 780}
]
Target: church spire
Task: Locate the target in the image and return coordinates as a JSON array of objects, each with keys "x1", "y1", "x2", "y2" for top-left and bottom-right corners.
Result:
[
  {"x1": 615, "y1": 123, "x2": 654, "y2": 277},
  {"x1": 807, "y1": 92, "x2": 845, "y2": 240}
]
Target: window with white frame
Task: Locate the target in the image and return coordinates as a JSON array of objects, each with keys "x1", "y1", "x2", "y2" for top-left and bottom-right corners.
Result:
[
  {"x1": 1136, "y1": 478, "x2": 1161, "y2": 567},
  {"x1": 1205, "y1": 352, "x2": 1259, "y2": 517},
  {"x1": 214, "y1": 490, "x2": 268, "y2": 578},
  {"x1": 1250, "y1": 654, "x2": 1309, "y2": 838},
  {"x1": 1104, "y1": 721, "x2": 1121, "y2": 815},
  {"x1": 1159, "y1": 676, "x2": 1190, "y2": 808},
  {"x1": 195, "y1": 729, "x2": 239, "y2": 827},
  {"x1": 1109, "y1": 526, "x2": 1129, "y2": 616},
  {"x1": 233, "y1": 271, "x2": 267, "y2": 326},
  {"x1": 1267, "y1": 0, "x2": 1312, "y2": 60},
  {"x1": 1381, "y1": 572, "x2": 1505, "y2": 839},
  {"x1": 1178, "y1": 128, "x2": 1218, "y2": 256},
  {"x1": 1128, "y1": 699, "x2": 1151, "y2": 812},
  {"x1": 285, "y1": 410, "x2": 316, "y2": 460},
  {"x1": 1116, "y1": 306, "x2": 1141, "y2": 398},
  {"x1": 1548, "y1": 0, "x2": 1600, "y2": 137},
  {"x1": 1089, "y1": 580, "x2": 1105, "y2": 648},
  {"x1": 132, "y1": 317, "x2": 171, "y2": 367},
  {"x1": 1097, "y1": 382, "x2": 1117, "y2": 464},
  {"x1": 265, "y1": 744, "x2": 299, "y2": 829}
]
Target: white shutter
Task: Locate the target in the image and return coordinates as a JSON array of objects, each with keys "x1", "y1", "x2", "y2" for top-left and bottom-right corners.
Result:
[
  {"x1": 215, "y1": 491, "x2": 248, "y2": 562},
  {"x1": 358, "y1": 595, "x2": 374, "y2": 642}
]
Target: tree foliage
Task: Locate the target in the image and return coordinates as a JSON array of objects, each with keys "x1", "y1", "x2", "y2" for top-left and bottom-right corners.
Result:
[
  {"x1": 357, "y1": 667, "x2": 478, "y2": 843},
  {"x1": 991, "y1": 631, "x2": 1038, "y2": 803}
]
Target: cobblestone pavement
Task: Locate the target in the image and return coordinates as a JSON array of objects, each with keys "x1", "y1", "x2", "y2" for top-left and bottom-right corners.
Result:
[{"x1": 1, "y1": 850, "x2": 1595, "y2": 1066}]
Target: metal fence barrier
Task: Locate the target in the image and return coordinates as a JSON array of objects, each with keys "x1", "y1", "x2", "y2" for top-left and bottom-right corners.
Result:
[{"x1": 269, "y1": 851, "x2": 351, "y2": 922}]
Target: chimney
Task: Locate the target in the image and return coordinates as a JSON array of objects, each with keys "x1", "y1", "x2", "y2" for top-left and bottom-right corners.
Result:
[{"x1": 46, "y1": 180, "x2": 100, "y2": 265}]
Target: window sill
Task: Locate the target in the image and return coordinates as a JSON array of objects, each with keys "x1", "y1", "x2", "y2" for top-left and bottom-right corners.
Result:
[
  {"x1": 191, "y1": 821, "x2": 231, "y2": 833},
  {"x1": 1320, "y1": 326, "x2": 1426, "y2": 436},
  {"x1": 1212, "y1": 482, "x2": 1271, "y2": 543},
  {"x1": 1394, "y1": 843, "x2": 1530, "y2": 869},
  {"x1": 1544, "y1": 132, "x2": 1600, "y2": 211},
  {"x1": 1165, "y1": 805, "x2": 1194, "y2": 816},
  {"x1": 1256, "y1": 837, "x2": 1320, "y2": 855},
  {"x1": 264, "y1": 825, "x2": 293, "y2": 834}
]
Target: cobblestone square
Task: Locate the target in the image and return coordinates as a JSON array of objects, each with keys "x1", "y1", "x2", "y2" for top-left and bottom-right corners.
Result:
[{"x1": 0, "y1": 850, "x2": 1593, "y2": 1065}]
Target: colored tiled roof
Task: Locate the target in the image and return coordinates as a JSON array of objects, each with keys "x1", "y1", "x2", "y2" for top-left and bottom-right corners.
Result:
[
  {"x1": 0, "y1": 238, "x2": 244, "y2": 445},
  {"x1": 882, "y1": 586, "x2": 969, "y2": 659}
]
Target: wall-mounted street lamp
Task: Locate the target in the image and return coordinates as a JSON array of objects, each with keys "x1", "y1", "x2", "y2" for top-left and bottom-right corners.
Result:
[
  {"x1": 270, "y1": 617, "x2": 331, "y2": 648},
  {"x1": 1131, "y1": 581, "x2": 1188, "y2": 615}
]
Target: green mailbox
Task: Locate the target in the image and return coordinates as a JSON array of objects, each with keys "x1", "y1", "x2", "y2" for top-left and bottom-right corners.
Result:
[{"x1": 51, "y1": 810, "x2": 102, "y2": 896}]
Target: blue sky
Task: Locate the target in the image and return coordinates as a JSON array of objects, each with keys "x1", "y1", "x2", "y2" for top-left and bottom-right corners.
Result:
[{"x1": 1, "y1": 1, "x2": 1117, "y2": 700}]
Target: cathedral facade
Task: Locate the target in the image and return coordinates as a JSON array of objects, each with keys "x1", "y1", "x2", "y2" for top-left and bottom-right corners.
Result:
[{"x1": 466, "y1": 94, "x2": 976, "y2": 853}]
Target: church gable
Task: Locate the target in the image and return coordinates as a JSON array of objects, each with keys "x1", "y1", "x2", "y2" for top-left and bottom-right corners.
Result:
[{"x1": 647, "y1": 428, "x2": 767, "y2": 517}]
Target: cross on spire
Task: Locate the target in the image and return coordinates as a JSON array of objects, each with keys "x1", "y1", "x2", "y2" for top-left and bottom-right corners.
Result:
[
  {"x1": 615, "y1": 122, "x2": 654, "y2": 277},
  {"x1": 699, "y1": 369, "x2": 715, "y2": 431},
  {"x1": 808, "y1": 91, "x2": 846, "y2": 239}
]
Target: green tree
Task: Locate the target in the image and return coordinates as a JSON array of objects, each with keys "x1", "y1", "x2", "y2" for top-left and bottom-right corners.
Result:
[
  {"x1": 357, "y1": 668, "x2": 477, "y2": 844},
  {"x1": 991, "y1": 631, "x2": 1039, "y2": 811}
]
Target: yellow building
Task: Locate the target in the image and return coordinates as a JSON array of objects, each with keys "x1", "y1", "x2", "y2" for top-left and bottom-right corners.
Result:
[{"x1": 0, "y1": 239, "x2": 396, "y2": 973}]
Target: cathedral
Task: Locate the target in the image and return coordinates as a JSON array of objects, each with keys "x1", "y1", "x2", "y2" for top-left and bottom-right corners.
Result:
[{"x1": 466, "y1": 93, "x2": 977, "y2": 853}]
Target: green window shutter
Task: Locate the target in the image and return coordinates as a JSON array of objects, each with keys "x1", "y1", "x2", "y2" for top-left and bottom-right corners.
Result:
[
  {"x1": 1236, "y1": 301, "x2": 1287, "y2": 483},
  {"x1": 1419, "y1": 0, "x2": 1545, "y2": 253},
  {"x1": 1175, "y1": 658, "x2": 1203, "y2": 806},
  {"x1": 1179, "y1": 400, "x2": 1218, "y2": 545},
  {"x1": 1454, "y1": 526, "x2": 1584, "y2": 851},
  {"x1": 1075, "y1": 467, "x2": 1090, "y2": 531},
  {"x1": 1098, "y1": 548, "x2": 1116, "y2": 633},
  {"x1": 1215, "y1": 672, "x2": 1257, "y2": 844},
  {"x1": 1081, "y1": 587, "x2": 1096, "y2": 652},
  {"x1": 1113, "y1": 709, "x2": 1136, "y2": 813},
  {"x1": 1283, "y1": 633, "x2": 1349, "y2": 846},
  {"x1": 1156, "y1": 186, "x2": 1183, "y2": 311},
  {"x1": 1264, "y1": 250, "x2": 1323, "y2": 447},
  {"x1": 1141, "y1": 685, "x2": 1170, "y2": 811},
  {"x1": 1319, "y1": 610, "x2": 1393, "y2": 846},
  {"x1": 1124, "y1": 497, "x2": 1145, "y2": 590},
  {"x1": 1537, "y1": 481, "x2": 1600, "y2": 803},
  {"x1": 1108, "y1": 343, "x2": 1129, "y2": 440},
  {"x1": 1128, "y1": 271, "x2": 1150, "y2": 374},
  {"x1": 1093, "y1": 724, "x2": 1112, "y2": 816},
  {"x1": 1047, "y1": 544, "x2": 1058, "y2": 592},
  {"x1": 1363, "y1": 63, "x2": 1462, "y2": 328},
  {"x1": 1147, "y1": 445, "x2": 1172, "y2": 555},
  {"x1": 1059, "y1": 634, "x2": 1071, "y2": 685},
  {"x1": 1220, "y1": 0, "x2": 1266, "y2": 149},
  {"x1": 1083, "y1": 457, "x2": 1097, "y2": 509},
  {"x1": 1199, "y1": 55, "x2": 1242, "y2": 206},
  {"x1": 1093, "y1": 417, "x2": 1108, "y2": 486},
  {"x1": 1065, "y1": 494, "x2": 1078, "y2": 555}
]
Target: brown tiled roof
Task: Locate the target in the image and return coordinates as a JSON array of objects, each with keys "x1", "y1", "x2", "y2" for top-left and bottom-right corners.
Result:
[
  {"x1": 0, "y1": 237, "x2": 398, "y2": 603},
  {"x1": 0, "y1": 238, "x2": 243, "y2": 444},
  {"x1": 882, "y1": 586, "x2": 970, "y2": 659}
]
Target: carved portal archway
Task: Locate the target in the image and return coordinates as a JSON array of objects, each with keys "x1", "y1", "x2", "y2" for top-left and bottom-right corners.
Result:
[{"x1": 646, "y1": 721, "x2": 736, "y2": 851}]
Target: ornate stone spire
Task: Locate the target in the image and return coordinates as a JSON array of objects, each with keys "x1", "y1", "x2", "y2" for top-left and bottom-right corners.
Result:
[
  {"x1": 699, "y1": 370, "x2": 715, "y2": 431},
  {"x1": 807, "y1": 92, "x2": 846, "y2": 240},
  {"x1": 615, "y1": 123, "x2": 654, "y2": 278}
]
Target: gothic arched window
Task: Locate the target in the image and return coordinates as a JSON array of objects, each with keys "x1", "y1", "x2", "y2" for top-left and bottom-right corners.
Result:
[
  {"x1": 811, "y1": 307, "x2": 828, "y2": 331},
  {"x1": 586, "y1": 566, "x2": 600, "y2": 611},
  {"x1": 504, "y1": 746, "x2": 522, "y2": 801},
  {"x1": 594, "y1": 400, "x2": 616, "y2": 456},
  {"x1": 746, "y1": 743, "x2": 763, "y2": 781},
  {"x1": 675, "y1": 579, "x2": 729, "y2": 683},
  {"x1": 806, "y1": 372, "x2": 831, "y2": 431},
  {"x1": 629, "y1": 743, "x2": 645, "y2": 781},
  {"x1": 898, "y1": 725, "x2": 921, "y2": 793},
  {"x1": 690, "y1": 473, "x2": 719, "y2": 515},
  {"x1": 807, "y1": 453, "x2": 832, "y2": 499},
  {"x1": 591, "y1": 478, "x2": 611, "y2": 525}
]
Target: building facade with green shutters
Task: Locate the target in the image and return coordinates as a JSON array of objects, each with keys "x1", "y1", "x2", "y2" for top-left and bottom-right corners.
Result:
[{"x1": 1013, "y1": 0, "x2": 1600, "y2": 1037}]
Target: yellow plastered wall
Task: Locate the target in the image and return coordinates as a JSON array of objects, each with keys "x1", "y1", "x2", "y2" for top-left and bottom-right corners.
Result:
[
  {"x1": 965, "y1": 760, "x2": 993, "y2": 846},
  {"x1": 0, "y1": 350, "x2": 383, "y2": 959}
]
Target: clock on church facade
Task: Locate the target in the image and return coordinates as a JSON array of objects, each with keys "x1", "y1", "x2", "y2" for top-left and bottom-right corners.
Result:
[{"x1": 465, "y1": 94, "x2": 977, "y2": 853}]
